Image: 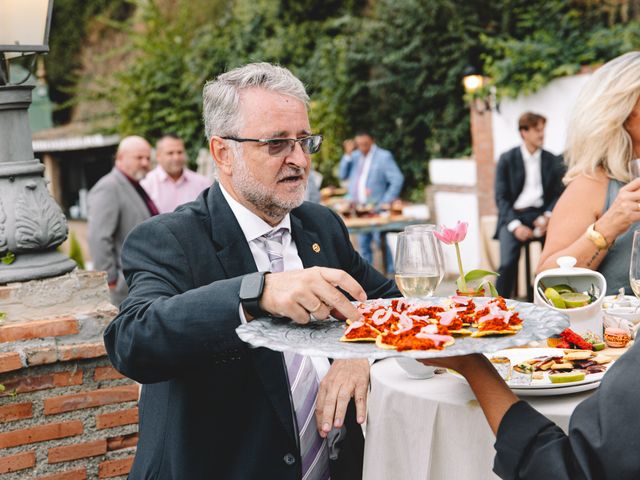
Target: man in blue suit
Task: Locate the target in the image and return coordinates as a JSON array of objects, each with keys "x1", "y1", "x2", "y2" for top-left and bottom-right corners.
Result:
[{"x1": 339, "y1": 132, "x2": 404, "y2": 272}]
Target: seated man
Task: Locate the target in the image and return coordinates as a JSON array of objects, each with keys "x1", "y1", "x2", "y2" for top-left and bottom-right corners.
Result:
[
  {"x1": 339, "y1": 132, "x2": 404, "y2": 273},
  {"x1": 494, "y1": 112, "x2": 565, "y2": 297},
  {"x1": 104, "y1": 63, "x2": 399, "y2": 479}
]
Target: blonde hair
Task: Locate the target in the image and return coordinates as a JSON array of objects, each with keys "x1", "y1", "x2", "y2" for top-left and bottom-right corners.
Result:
[{"x1": 564, "y1": 51, "x2": 640, "y2": 184}]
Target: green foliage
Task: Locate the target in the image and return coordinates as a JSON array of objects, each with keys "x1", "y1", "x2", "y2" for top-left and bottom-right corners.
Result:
[
  {"x1": 483, "y1": 0, "x2": 640, "y2": 98},
  {"x1": 68, "y1": 230, "x2": 85, "y2": 270},
  {"x1": 46, "y1": 0, "x2": 133, "y2": 124},
  {"x1": 1, "y1": 252, "x2": 15, "y2": 265}
]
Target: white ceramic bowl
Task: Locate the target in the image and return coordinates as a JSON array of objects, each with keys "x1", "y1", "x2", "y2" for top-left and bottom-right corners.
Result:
[
  {"x1": 395, "y1": 358, "x2": 435, "y2": 379},
  {"x1": 603, "y1": 295, "x2": 640, "y2": 325}
]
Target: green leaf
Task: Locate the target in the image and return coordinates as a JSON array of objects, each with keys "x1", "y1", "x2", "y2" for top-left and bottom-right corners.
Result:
[
  {"x1": 456, "y1": 276, "x2": 465, "y2": 292},
  {"x1": 0, "y1": 384, "x2": 4, "y2": 393},
  {"x1": 486, "y1": 281, "x2": 500, "y2": 298},
  {"x1": 1, "y1": 252, "x2": 15, "y2": 265},
  {"x1": 0, "y1": 312, "x2": 5, "y2": 322},
  {"x1": 464, "y1": 269, "x2": 498, "y2": 282}
]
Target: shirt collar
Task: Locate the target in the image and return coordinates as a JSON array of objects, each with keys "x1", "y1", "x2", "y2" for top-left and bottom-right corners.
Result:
[
  {"x1": 157, "y1": 166, "x2": 187, "y2": 184},
  {"x1": 363, "y1": 144, "x2": 377, "y2": 162},
  {"x1": 219, "y1": 182, "x2": 291, "y2": 243},
  {"x1": 520, "y1": 144, "x2": 541, "y2": 163}
]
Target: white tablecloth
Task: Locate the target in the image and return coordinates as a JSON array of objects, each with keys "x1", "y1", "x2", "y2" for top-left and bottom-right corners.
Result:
[{"x1": 363, "y1": 358, "x2": 593, "y2": 480}]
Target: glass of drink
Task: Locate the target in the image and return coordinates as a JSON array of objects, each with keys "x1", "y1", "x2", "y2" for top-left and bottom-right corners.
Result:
[
  {"x1": 629, "y1": 158, "x2": 640, "y2": 178},
  {"x1": 629, "y1": 230, "x2": 640, "y2": 298},
  {"x1": 394, "y1": 231, "x2": 444, "y2": 299}
]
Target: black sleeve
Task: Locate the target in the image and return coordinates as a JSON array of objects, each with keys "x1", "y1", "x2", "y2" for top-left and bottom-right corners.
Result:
[
  {"x1": 494, "y1": 341, "x2": 640, "y2": 480},
  {"x1": 545, "y1": 155, "x2": 567, "y2": 212},
  {"x1": 103, "y1": 220, "x2": 246, "y2": 384},
  {"x1": 494, "y1": 154, "x2": 517, "y2": 226}
]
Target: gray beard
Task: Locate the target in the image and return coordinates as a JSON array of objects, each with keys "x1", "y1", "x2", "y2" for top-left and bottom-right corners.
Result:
[{"x1": 231, "y1": 154, "x2": 306, "y2": 221}]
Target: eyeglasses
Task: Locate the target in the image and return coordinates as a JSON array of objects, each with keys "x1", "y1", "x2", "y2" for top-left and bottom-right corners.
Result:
[{"x1": 221, "y1": 134, "x2": 323, "y2": 157}]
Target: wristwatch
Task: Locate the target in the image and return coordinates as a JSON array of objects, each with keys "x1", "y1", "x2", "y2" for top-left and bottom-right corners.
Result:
[
  {"x1": 585, "y1": 223, "x2": 610, "y2": 250},
  {"x1": 239, "y1": 272, "x2": 268, "y2": 318}
]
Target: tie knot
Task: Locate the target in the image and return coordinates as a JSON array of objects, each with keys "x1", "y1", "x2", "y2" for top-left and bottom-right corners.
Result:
[
  {"x1": 263, "y1": 227, "x2": 287, "y2": 244},
  {"x1": 261, "y1": 228, "x2": 288, "y2": 273}
]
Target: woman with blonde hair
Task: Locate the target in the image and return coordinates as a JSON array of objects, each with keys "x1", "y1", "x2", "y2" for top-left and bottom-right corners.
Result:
[{"x1": 538, "y1": 51, "x2": 640, "y2": 294}]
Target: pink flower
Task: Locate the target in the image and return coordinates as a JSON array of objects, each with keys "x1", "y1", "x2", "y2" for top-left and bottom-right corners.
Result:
[{"x1": 434, "y1": 221, "x2": 468, "y2": 245}]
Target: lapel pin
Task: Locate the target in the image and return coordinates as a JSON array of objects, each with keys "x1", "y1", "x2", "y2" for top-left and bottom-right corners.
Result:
[{"x1": 312, "y1": 243, "x2": 321, "y2": 253}]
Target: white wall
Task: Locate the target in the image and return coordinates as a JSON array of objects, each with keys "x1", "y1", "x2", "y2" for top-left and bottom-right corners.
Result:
[
  {"x1": 429, "y1": 159, "x2": 480, "y2": 275},
  {"x1": 491, "y1": 74, "x2": 592, "y2": 159}
]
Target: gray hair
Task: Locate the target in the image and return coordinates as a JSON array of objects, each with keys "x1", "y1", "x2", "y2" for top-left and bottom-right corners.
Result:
[{"x1": 202, "y1": 63, "x2": 310, "y2": 140}]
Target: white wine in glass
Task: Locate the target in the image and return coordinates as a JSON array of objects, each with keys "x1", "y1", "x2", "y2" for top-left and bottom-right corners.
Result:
[
  {"x1": 629, "y1": 230, "x2": 640, "y2": 297},
  {"x1": 394, "y1": 231, "x2": 444, "y2": 299}
]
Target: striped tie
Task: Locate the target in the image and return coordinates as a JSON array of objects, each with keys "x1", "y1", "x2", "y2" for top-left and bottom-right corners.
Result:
[{"x1": 261, "y1": 229, "x2": 330, "y2": 480}]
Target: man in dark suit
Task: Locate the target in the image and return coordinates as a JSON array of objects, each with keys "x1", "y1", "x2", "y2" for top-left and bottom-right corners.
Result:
[
  {"x1": 103, "y1": 63, "x2": 399, "y2": 479},
  {"x1": 494, "y1": 112, "x2": 565, "y2": 297}
]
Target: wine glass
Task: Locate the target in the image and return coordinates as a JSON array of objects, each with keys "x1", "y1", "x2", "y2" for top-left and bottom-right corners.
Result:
[
  {"x1": 629, "y1": 230, "x2": 640, "y2": 299},
  {"x1": 404, "y1": 224, "x2": 445, "y2": 272},
  {"x1": 629, "y1": 158, "x2": 640, "y2": 179},
  {"x1": 394, "y1": 231, "x2": 444, "y2": 299}
]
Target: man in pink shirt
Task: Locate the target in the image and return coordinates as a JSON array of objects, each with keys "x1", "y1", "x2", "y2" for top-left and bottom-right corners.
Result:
[{"x1": 141, "y1": 134, "x2": 212, "y2": 213}]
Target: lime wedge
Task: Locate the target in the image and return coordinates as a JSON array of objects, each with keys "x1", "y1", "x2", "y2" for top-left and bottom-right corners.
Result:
[
  {"x1": 549, "y1": 371, "x2": 586, "y2": 383},
  {"x1": 544, "y1": 287, "x2": 566, "y2": 308},
  {"x1": 592, "y1": 342, "x2": 606, "y2": 351},
  {"x1": 560, "y1": 292, "x2": 591, "y2": 308},
  {"x1": 550, "y1": 284, "x2": 575, "y2": 294}
]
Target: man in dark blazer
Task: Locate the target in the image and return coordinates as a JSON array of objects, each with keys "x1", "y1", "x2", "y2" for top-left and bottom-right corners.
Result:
[
  {"x1": 493, "y1": 112, "x2": 565, "y2": 297},
  {"x1": 104, "y1": 63, "x2": 399, "y2": 479}
]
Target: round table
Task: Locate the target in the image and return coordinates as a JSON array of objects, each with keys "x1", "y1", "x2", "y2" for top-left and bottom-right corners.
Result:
[{"x1": 362, "y1": 358, "x2": 594, "y2": 480}]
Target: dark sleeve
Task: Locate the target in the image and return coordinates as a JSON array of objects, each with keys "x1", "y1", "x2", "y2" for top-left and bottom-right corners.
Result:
[
  {"x1": 103, "y1": 219, "x2": 246, "y2": 384},
  {"x1": 494, "y1": 153, "x2": 518, "y2": 226},
  {"x1": 544, "y1": 155, "x2": 567, "y2": 212},
  {"x1": 494, "y1": 342, "x2": 640, "y2": 480}
]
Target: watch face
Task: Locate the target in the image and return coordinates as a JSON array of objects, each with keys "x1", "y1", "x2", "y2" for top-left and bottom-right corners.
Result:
[{"x1": 240, "y1": 272, "x2": 265, "y2": 301}]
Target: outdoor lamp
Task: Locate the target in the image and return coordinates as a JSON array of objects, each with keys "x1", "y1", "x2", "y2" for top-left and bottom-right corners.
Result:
[
  {"x1": 0, "y1": 0, "x2": 76, "y2": 283},
  {"x1": 0, "y1": 0, "x2": 54, "y2": 83},
  {"x1": 462, "y1": 66, "x2": 484, "y2": 95},
  {"x1": 462, "y1": 65, "x2": 494, "y2": 114}
]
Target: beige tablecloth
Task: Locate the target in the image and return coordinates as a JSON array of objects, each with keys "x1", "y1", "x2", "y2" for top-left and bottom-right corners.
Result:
[{"x1": 363, "y1": 358, "x2": 593, "y2": 480}]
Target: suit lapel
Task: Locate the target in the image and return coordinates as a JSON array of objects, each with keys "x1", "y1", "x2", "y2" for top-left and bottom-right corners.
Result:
[
  {"x1": 112, "y1": 168, "x2": 149, "y2": 219},
  {"x1": 540, "y1": 151, "x2": 551, "y2": 196},
  {"x1": 513, "y1": 148, "x2": 526, "y2": 196},
  {"x1": 206, "y1": 183, "x2": 296, "y2": 444},
  {"x1": 290, "y1": 213, "x2": 330, "y2": 268}
]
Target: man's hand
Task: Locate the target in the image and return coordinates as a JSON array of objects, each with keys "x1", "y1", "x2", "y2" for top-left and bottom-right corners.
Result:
[
  {"x1": 343, "y1": 139, "x2": 356, "y2": 155},
  {"x1": 259, "y1": 267, "x2": 367, "y2": 324},
  {"x1": 315, "y1": 359, "x2": 370, "y2": 438},
  {"x1": 513, "y1": 225, "x2": 534, "y2": 242}
]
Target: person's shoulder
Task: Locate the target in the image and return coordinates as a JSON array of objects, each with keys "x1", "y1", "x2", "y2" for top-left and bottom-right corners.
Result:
[
  {"x1": 184, "y1": 168, "x2": 212, "y2": 186},
  {"x1": 89, "y1": 169, "x2": 119, "y2": 195},
  {"x1": 293, "y1": 202, "x2": 341, "y2": 226},
  {"x1": 565, "y1": 169, "x2": 608, "y2": 195},
  {"x1": 499, "y1": 146, "x2": 520, "y2": 160}
]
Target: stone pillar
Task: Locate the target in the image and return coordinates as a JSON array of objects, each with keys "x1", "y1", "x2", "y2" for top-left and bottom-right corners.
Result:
[{"x1": 0, "y1": 271, "x2": 138, "y2": 479}]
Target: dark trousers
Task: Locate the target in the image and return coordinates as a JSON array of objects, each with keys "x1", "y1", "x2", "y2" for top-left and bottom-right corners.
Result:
[{"x1": 496, "y1": 209, "x2": 544, "y2": 297}]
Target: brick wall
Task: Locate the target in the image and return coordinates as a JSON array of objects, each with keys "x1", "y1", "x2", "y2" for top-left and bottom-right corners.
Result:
[{"x1": 0, "y1": 272, "x2": 137, "y2": 479}]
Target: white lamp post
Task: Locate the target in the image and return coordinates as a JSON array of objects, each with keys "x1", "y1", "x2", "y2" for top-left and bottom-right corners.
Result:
[{"x1": 0, "y1": 0, "x2": 76, "y2": 283}]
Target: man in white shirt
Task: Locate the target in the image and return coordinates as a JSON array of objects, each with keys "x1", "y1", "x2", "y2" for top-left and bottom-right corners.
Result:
[
  {"x1": 104, "y1": 63, "x2": 400, "y2": 479},
  {"x1": 493, "y1": 112, "x2": 565, "y2": 297}
]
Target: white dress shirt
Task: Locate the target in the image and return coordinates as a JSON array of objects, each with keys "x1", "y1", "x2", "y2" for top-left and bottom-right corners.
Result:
[
  {"x1": 219, "y1": 183, "x2": 330, "y2": 379},
  {"x1": 508, "y1": 145, "x2": 545, "y2": 233},
  {"x1": 356, "y1": 145, "x2": 376, "y2": 204}
]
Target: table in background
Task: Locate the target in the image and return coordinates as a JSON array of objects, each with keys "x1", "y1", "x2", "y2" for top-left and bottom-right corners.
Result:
[
  {"x1": 363, "y1": 358, "x2": 591, "y2": 480},
  {"x1": 342, "y1": 216, "x2": 426, "y2": 274}
]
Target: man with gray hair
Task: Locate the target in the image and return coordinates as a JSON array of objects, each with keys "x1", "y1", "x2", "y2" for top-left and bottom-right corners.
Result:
[{"x1": 104, "y1": 63, "x2": 399, "y2": 479}]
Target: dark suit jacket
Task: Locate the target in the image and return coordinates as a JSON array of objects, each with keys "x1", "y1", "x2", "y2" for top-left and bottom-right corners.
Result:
[
  {"x1": 103, "y1": 183, "x2": 399, "y2": 479},
  {"x1": 493, "y1": 147, "x2": 565, "y2": 239}
]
